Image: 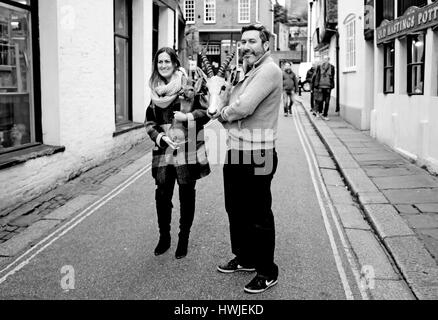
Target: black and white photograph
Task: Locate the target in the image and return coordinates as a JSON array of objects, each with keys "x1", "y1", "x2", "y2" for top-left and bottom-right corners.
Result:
[{"x1": 0, "y1": 0, "x2": 438, "y2": 309}]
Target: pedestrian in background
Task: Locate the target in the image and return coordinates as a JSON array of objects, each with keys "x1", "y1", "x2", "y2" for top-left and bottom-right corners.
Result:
[
  {"x1": 313, "y1": 57, "x2": 335, "y2": 121},
  {"x1": 305, "y1": 63, "x2": 317, "y2": 114},
  {"x1": 282, "y1": 62, "x2": 299, "y2": 117},
  {"x1": 212, "y1": 23, "x2": 282, "y2": 295},
  {"x1": 144, "y1": 47, "x2": 211, "y2": 259}
]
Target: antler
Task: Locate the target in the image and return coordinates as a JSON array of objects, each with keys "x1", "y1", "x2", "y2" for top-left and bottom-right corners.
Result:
[
  {"x1": 217, "y1": 51, "x2": 236, "y2": 78},
  {"x1": 199, "y1": 49, "x2": 214, "y2": 78}
]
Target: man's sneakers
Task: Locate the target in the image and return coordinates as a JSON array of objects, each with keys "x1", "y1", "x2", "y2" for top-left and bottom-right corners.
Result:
[
  {"x1": 218, "y1": 259, "x2": 278, "y2": 294},
  {"x1": 322, "y1": 116, "x2": 330, "y2": 121},
  {"x1": 244, "y1": 274, "x2": 278, "y2": 294},
  {"x1": 217, "y1": 258, "x2": 256, "y2": 274}
]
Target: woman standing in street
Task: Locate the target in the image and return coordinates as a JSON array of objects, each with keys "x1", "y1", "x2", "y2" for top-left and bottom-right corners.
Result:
[{"x1": 144, "y1": 47, "x2": 211, "y2": 259}]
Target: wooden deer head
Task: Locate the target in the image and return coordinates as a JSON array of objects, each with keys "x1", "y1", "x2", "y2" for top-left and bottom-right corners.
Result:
[{"x1": 200, "y1": 50, "x2": 236, "y2": 117}]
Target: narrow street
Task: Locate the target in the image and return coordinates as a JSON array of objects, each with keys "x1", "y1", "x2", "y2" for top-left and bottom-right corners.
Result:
[{"x1": 0, "y1": 104, "x2": 370, "y2": 300}]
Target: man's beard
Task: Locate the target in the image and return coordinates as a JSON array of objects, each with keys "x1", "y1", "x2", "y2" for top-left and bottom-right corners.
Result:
[{"x1": 242, "y1": 48, "x2": 265, "y2": 65}]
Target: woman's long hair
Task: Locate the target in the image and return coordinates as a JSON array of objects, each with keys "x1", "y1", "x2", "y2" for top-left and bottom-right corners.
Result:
[{"x1": 149, "y1": 47, "x2": 181, "y2": 90}]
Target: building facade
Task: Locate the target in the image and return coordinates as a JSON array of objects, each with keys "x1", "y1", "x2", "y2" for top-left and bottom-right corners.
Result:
[
  {"x1": 314, "y1": 0, "x2": 438, "y2": 174},
  {"x1": 372, "y1": 0, "x2": 438, "y2": 173},
  {"x1": 337, "y1": 0, "x2": 374, "y2": 130},
  {"x1": 0, "y1": 0, "x2": 184, "y2": 212},
  {"x1": 180, "y1": 0, "x2": 274, "y2": 71},
  {"x1": 289, "y1": 21, "x2": 308, "y2": 63},
  {"x1": 309, "y1": 0, "x2": 338, "y2": 63}
]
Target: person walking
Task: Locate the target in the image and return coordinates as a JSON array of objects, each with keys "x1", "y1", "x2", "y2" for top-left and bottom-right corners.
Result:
[
  {"x1": 282, "y1": 62, "x2": 298, "y2": 117},
  {"x1": 313, "y1": 57, "x2": 335, "y2": 121},
  {"x1": 305, "y1": 63, "x2": 317, "y2": 114},
  {"x1": 144, "y1": 47, "x2": 211, "y2": 259},
  {"x1": 211, "y1": 23, "x2": 282, "y2": 294}
]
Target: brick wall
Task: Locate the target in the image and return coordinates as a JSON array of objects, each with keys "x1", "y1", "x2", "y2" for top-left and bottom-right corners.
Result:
[{"x1": 0, "y1": 0, "x2": 151, "y2": 212}]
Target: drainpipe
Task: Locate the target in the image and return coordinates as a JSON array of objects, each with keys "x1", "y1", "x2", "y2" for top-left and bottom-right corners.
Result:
[{"x1": 308, "y1": 1, "x2": 313, "y2": 62}]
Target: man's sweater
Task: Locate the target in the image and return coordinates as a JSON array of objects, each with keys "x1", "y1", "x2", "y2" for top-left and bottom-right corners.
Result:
[
  {"x1": 220, "y1": 52, "x2": 282, "y2": 151},
  {"x1": 283, "y1": 70, "x2": 298, "y2": 92}
]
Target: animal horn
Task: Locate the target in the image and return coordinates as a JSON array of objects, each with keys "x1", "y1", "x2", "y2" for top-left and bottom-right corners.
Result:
[
  {"x1": 217, "y1": 51, "x2": 236, "y2": 78},
  {"x1": 200, "y1": 51, "x2": 214, "y2": 78}
]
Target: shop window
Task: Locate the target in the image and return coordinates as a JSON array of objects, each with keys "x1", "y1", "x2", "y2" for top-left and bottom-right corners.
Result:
[
  {"x1": 407, "y1": 33, "x2": 425, "y2": 95},
  {"x1": 384, "y1": 42, "x2": 395, "y2": 93},
  {"x1": 114, "y1": 0, "x2": 132, "y2": 125},
  {"x1": 204, "y1": 0, "x2": 216, "y2": 24},
  {"x1": 397, "y1": 0, "x2": 427, "y2": 17},
  {"x1": 0, "y1": 0, "x2": 38, "y2": 154},
  {"x1": 184, "y1": 0, "x2": 195, "y2": 24},
  {"x1": 238, "y1": 0, "x2": 250, "y2": 23}
]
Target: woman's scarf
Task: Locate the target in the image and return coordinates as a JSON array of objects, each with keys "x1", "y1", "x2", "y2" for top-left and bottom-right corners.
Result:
[{"x1": 151, "y1": 71, "x2": 184, "y2": 109}]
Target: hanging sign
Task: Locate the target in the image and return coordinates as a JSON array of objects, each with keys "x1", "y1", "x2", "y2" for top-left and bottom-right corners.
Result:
[{"x1": 376, "y1": 2, "x2": 438, "y2": 45}]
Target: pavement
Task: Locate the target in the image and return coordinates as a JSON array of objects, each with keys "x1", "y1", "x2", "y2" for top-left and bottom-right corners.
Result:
[
  {"x1": 299, "y1": 92, "x2": 438, "y2": 300},
  {"x1": 0, "y1": 138, "x2": 155, "y2": 250}
]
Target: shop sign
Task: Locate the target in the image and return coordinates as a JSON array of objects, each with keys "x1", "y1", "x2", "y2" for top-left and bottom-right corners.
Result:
[{"x1": 377, "y1": 2, "x2": 438, "y2": 45}]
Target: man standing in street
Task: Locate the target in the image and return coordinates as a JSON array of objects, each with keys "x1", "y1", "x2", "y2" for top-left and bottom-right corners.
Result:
[
  {"x1": 282, "y1": 62, "x2": 298, "y2": 117},
  {"x1": 314, "y1": 57, "x2": 335, "y2": 121},
  {"x1": 211, "y1": 23, "x2": 282, "y2": 294}
]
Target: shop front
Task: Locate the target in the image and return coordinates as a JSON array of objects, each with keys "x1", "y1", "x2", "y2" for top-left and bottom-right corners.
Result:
[
  {"x1": 0, "y1": 0, "x2": 39, "y2": 154},
  {"x1": 372, "y1": 0, "x2": 438, "y2": 173}
]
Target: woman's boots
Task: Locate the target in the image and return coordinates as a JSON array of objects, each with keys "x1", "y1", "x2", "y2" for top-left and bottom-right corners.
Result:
[
  {"x1": 154, "y1": 234, "x2": 171, "y2": 256},
  {"x1": 175, "y1": 236, "x2": 189, "y2": 259},
  {"x1": 175, "y1": 185, "x2": 196, "y2": 259},
  {"x1": 154, "y1": 184, "x2": 196, "y2": 259},
  {"x1": 154, "y1": 186, "x2": 173, "y2": 256}
]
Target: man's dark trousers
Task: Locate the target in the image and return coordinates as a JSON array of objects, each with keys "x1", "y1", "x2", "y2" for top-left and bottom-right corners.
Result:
[
  {"x1": 223, "y1": 149, "x2": 279, "y2": 279},
  {"x1": 318, "y1": 88, "x2": 332, "y2": 117},
  {"x1": 310, "y1": 91, "x2": 315, "y2": 112}
]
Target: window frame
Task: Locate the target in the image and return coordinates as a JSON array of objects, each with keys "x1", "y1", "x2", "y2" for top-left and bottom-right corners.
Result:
[
  {"x1": 204, "y1": 0, "x2": 216, "y2": 24},
  {"x1": 407, "y1": 32, "x2": 426, "y2": 96},
  {"x1": 113, "y1": 0, "x2": 133, "y2": 126},
  {"x1": 0, "y1": 0, "x2": 42, "y2": 155},
  {"x1": 184, "y1": 0, "x2": 195, "y2": 25},
  {"x1": 238, "y1": 0, "x2": 251, "y2": 24},
  {"x1": 383, "y1": 41, "x2": 395, "y2": 94},
  {"x1": 344, "y1": 16, "x2": 357, "y2": 72}
]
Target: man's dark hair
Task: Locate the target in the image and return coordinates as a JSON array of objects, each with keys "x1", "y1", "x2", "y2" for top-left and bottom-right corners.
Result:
[{"x1": 241, "y1": 23, "x2": 271, "y2": 43}]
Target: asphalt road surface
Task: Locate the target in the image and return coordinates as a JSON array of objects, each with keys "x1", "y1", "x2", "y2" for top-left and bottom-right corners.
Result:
[{"x1": 0, "y1": 105, "x2": 365, "y2": 300}]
